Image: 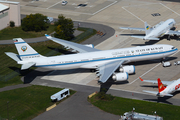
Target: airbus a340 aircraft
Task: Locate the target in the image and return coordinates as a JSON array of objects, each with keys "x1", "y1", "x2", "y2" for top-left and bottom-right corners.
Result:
[
  {"x1": 140, "y1": 77, "x2": 180, "y2": 97},
  {"x1": 5, "y1": 34, "x2": 178, "y2": 83},
  {"x1": 120, "y1": 19, "x2": 180, "y2": 40}
]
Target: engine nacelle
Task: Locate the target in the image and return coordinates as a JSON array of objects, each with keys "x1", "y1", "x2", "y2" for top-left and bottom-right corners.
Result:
[
  {"x1": 119, "y1": 65, "x2": 135, "y2": 74},
  {"x1": 112, "y1": 72, "x2": 128, "y2": 81},
  {"x1": 84, "y1": 44, "x2": 94, "y2": 48}
]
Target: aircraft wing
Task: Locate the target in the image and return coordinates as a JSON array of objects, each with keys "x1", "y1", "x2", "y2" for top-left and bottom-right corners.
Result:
[
  {"x1": 45, "y1": 34, "x2": 100, "y2": 53},
  {"x1": 120, "y1": 27, "x2": 145, "y2": 31},
  {"x1": 98, "y1": 60, "x2": 125, "y2": 83},
  {"x1": 139, "y1": 77, "x2": 174, "y2": 85},
  {"x1": 166, "y1": 30, "x2": 180, "y2": 36},
  {"x1": 130, "y1": 36, "x2": 160, "y2": 40},
  {"x1": 143, "y1": 90, "x2": 158, "y2": 96}
]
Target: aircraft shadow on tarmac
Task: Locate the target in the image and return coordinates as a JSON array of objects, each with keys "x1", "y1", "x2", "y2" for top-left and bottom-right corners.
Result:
[
  {"x1": 128, "y1": 57, "x2": 177, "y2": 66},
  {"x1": 131, "y1": 35, "x2": 180, "y2": 46},
  {"x1": 131, "y1": 40, "x2": 160, "y2": 46},
  {"x1": 144, "y1": 91, "x2": 180, "y2": 105},
  {"x1": 120, "y1": 34, "x2": 145, "y2": 37},
  {"x1": 23, "y1": 68, "x2": 92, "y2": 84},
  {"x1": 99, "y1": 79, "x2": 129, "y2": 93},
  {"x1": 23, "y1": 69, "x2": 53, "y2": 84},
  {"x1": 144, "y1": 97, "x2": 173, "y2": 105},
  {"x1": 47, "y1": 47, "x2": 76, "y2": 55},
  {"x1": 158, "y1": 0, "x2": 180, "y2": 2},
  {"x1": 140, "y1": 85, "x2": 159, "y2": 88}
]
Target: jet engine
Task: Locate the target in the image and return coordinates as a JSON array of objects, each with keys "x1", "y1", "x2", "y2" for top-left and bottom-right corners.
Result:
[
  {"x1": 119, "y1": 65, "x2": 135, "y2": 74},
  {"x1": 112, "y1": 72, "x2": 128, "y2": 81},
  {"x1": 84, "y1": 44, "x2": 94, "y2": 48}
]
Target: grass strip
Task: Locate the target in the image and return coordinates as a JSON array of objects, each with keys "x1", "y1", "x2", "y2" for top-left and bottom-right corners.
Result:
[
  {"x1": 0, "y1": 85, "x2": 76, "y2": 120},
  {"x1": 0, "y1": 25, "x2": 55, "y2": 40},
  {"x1": 0, "y1": 41, "x2": 62, "y2": 88},
  {"x1": 72, "y1": 27, "x2": 97, "y2": 43},
  {"x1": 89, "y1": 94, "x2": 180, "y2": 120}
]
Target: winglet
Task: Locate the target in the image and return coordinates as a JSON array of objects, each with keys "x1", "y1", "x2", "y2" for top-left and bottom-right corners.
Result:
[
  {"x1": 157, "y1": 78, "x2": 166, "y2": 93},
  {"x1": 45, "y1": 34, "x2": 51, "y2": 39},
  {"x1": 139, "y1": 77, "x2": 144, "y2": 81}
]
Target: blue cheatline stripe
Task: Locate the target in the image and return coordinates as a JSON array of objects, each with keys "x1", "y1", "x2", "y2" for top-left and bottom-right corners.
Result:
[
  {"x1": 20, "y1": 53, "x2": 39, "y2": 57},
  {"x1": 14, "y1": 42, "x2": 26, "y2": 44},
  {"x1": 36, "y1": 48, "x2": 178, "y2": 67},
  {"x1": 126, "y1": 72, "x2": 128, "y2": 80}
]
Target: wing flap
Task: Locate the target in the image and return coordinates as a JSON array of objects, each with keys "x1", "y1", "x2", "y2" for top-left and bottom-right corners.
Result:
[
  {"x1": 45, "y1": 34, "x2": 100, "y2": 53},
  {"x1": 98, "y1": 60, "x2": 124, "y2": 83}
]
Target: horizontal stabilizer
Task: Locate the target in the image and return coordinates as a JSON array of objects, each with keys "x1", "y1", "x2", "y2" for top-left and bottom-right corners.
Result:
[
  {"x1": 21, "y1": 62, "x2": 35, "y2": 70},
  {"x1": 5, "y1": 52, "x2": 21, "y2": 62},
  {"x1": 163, "y1": 93, "x2": 173, "y2": 97},
  {"x1": 143, "y1": 90, "x2": 173, "y2": 97},
  {"x1": 143, "y1": 90, "x2": 158, "y2": 96},
  {"x1": 131, "y1": 36, "x2": 145, "y2": 39}
]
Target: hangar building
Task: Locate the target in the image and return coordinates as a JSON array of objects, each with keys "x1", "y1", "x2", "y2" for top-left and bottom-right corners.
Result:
[{"x1": 0, "y1": 1, "x2": 21, "y2": 30}]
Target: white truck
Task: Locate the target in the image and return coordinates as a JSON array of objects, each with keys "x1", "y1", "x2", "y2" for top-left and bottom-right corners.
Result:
[
  {"x1": 174, "y1": 61, "x2": 180, "y2": 66},
  {"x1": 51, "y1": 88, "x2": 70, "y2": 101},
  {"x1": 162, "y1": 61, "x2": 171, "y2": 67},
  {"x1": 120, "y1": 111, "x2": 163, "y2": 120}
]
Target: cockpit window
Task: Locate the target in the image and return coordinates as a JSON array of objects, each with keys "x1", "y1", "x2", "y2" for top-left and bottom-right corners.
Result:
[{"x1": 172, "y1": 47, "x2": 175, "y2": 49}]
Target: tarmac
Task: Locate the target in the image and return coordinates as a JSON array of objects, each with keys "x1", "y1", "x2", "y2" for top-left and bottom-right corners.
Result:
[{"x1": 3, "y1": 0, "x2": 180, "y2": 119}]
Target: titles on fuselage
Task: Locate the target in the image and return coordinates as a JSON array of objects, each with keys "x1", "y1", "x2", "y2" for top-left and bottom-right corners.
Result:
[
  {"x1": 112, "y1": 47, "x2": 163, "y2": 55},
  {"x1": 168, "y1": 21, "x2": 174, "y2": 26},
  {"x1": 21, "y1": 55, "x2": 41, "y2": 59}
]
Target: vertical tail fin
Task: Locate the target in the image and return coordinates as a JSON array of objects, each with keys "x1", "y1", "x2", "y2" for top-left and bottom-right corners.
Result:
[
  {"x1": 13, "y1": 38, "x2": 43, "y2": 60},
  {"x1": 144, "y1": 22, "x2": 151, "y2": 35},
  {"x1": 157, "y1": 78, "x2": 166, "y2": 93}
]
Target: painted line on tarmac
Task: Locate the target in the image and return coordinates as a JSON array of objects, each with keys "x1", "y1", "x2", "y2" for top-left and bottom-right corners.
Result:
[
  {"x1": 123, "y1": 2, "x2": 159, "y2": 8},
  {"x1": 21, "y1": 1, "x2": 117, "y2": 16},
  {"x1": 129, "y1": 63, "x2": 161, "y2": 85},
  {"x1": 47, "y1": 1, "x2": 62, "y2": 9},
  {"x1": 129, "y1": 50, "x2": 180, "y2": 85},
  {"x1": 160, "y1": 3, "x2": 180, "y2": 17},
  {"x1": 92, "y1": 1, "x2": 117, "y2": 15},
  {"x1": 122, "y1": 7, "x2": 145, "y2": 23},
  {"x1": 110, "y1": 87, "x2": 149, "y2": 95},
  {"x1": 122, "y1": 2, "x2": 162, "y2": 26}
]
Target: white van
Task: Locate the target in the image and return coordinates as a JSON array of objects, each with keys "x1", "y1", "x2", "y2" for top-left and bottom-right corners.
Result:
[{"x1": 51, "y1": 89, "x2": 70, "y2": 101}]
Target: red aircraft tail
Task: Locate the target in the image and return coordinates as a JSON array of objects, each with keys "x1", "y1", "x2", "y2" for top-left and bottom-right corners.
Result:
[{"x1": 157, "y1": 78, "x2": 166, "y2": 93}]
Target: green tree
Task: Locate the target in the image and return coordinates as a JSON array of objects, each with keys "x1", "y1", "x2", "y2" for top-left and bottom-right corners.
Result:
[
  {"x1": 21, "y1": 13, "x2": 48, "y2": 32},
  {"x1": 9, "y1": 21, "x2": 15, "y2": 27},
  {"x1": 54, "y1": 14, "x2": 75, "y2": 40}
]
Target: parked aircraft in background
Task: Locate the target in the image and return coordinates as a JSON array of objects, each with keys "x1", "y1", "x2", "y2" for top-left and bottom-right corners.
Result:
[
  {"x1": 139, "y1": 77, "x2": 180, "y2": 97},
  {"x1": 5, "y1": 34, "x2": 178, "y2": 83},
  {"x1": 120, "y1": 19, "x2": 180, "y2": 40}
]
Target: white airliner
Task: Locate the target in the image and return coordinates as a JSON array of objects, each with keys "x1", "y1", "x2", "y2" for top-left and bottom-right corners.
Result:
[
  {"x1": 5, "y1": 34, "x2": 178, "y2": 83},
  {"x1": 120, "y1": 19, "x2": 180, "y2": 40},
  {"x1": 140, "y1": 77, "x2": 180, "y2": 97}
]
